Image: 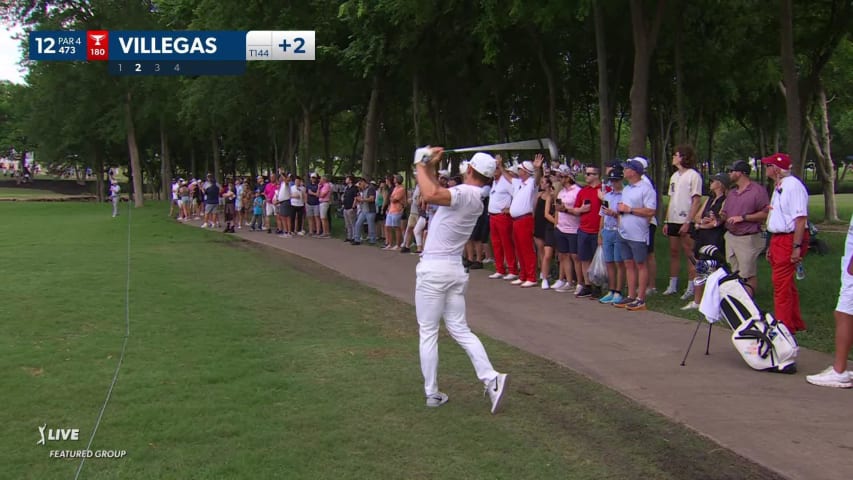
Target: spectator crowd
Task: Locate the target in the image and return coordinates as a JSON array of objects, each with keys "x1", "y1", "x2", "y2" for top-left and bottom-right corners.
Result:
[{"x1": 172, "y1": 146, "x2": 811, "y2": 335}]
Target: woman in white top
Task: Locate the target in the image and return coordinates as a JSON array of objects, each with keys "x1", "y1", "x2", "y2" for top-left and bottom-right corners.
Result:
[{"x1": 289, "y1": 176, "x2": 307, "y2": 235}]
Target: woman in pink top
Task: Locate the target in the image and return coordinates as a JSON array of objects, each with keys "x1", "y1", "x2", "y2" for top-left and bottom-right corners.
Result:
[{"x1": 554, "y1": 169, "x2": 583, "y2": 291}]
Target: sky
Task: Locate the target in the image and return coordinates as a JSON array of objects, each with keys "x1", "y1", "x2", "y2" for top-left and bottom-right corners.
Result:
[{"x1": 1, "y1": 22, "x2": 27, "y2": 84}]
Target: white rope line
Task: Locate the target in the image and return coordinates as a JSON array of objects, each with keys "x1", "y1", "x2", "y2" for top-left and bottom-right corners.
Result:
[{"x1": 74, "y1": 198, "x2": 132, "y2": 479}]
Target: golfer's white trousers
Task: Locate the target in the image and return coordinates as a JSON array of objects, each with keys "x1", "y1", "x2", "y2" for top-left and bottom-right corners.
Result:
[{"x1": 415, "y1": 258, "x2": 498, "y2": 396}]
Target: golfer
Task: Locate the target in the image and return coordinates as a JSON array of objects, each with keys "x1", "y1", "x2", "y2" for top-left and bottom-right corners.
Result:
[{"x1": 413, "y1": 146, "x2": 508, "y2": 413}]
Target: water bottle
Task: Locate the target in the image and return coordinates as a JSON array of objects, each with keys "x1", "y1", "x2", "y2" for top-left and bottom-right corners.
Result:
[{"x1": 795, "y1": 263, "x2": 806, "y2": 281}]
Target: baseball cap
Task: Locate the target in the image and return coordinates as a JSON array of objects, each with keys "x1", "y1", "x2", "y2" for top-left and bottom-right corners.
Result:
[
  {"x1": 520, "y1": 160, "x2": 535, "y2": 174},
  {"x1": 726, "y1": 160, "x2": 752, "y2": 174},
  {"x1": 607, "y1": 166, "x2": 624, "y2": 180},
  {"x1": 310, "y1": 172, "x2": 318, "y2": 178},
  {"x1": 710, "y1": 173, "x2": 732, "y2": 189},
  {"x1": 438, "y1": 169, "x2": 450, "y2": 178},
  {"x1": 629, "y1": 156, "x2": 649, "y2": 170},
  {"x1": 468, "y1": 152, "x2": 497, "y2": 178},
  {"x1": 760, "y1": 153, "x2": 791, "y2": 170},
  {"x1": 557, "y1": 164, "x2": 573, "y2": 177},
  {"x1": 621, "y1": 159, "x2": 645, "y2": 175}
]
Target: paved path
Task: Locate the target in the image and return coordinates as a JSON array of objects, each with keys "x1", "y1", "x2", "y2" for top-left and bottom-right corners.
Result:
[{"x1": 198, "y1": 223, "x2": 852, "y2": 480}]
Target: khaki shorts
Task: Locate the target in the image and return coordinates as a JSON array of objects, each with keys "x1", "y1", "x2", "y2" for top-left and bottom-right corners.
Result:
[
  {"x1": 407, "y1": 212, "x2": 419, "y2": 229},
  {"x1": 724, "y1": 231, "x2": 764, "y2": 279}
]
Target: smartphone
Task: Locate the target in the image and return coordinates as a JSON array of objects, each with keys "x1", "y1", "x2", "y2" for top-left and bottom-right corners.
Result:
[
  {"x1": 556, "y1": 198, "x2": 562, "y2": 205},
  {"x1": 602, "y1": 200, "x2": 609, "y2": 208},
  {"x1": 584, "y1": 199, "x2": 591, "y2": 205}
]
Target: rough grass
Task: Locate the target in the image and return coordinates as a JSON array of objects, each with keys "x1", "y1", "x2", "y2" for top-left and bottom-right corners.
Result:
[{"x1": 0, "y1": 202, "x2": 780, "y2": 479}]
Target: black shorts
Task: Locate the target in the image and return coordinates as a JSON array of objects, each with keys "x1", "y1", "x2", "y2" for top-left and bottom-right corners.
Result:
[
  {"x1": 470, "y1": 214, "x2": 490, "y2": 242},
  {"x1": 664, "y1": 222, "x2": 695, "y2": 237},
  {"x1": 555, "y1": 230, "x2": 578, "y2": 254},
  {"x1": 577, "y1": 231, "x2": 598, "y2": 261},
  {"x1": 278, "y1": 201, "x2": 293, "y2": 217},
  {"x1": 544, "y1": 227, "x2": 555, "y2": 248},
  {"x1": 648, "y1": 224, "x2": 657, "y2": 253}
]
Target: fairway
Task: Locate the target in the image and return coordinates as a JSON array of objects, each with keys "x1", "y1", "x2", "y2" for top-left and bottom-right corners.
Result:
[{"x1": 0, "y1": 202, "x2": 781, "y2": 479}]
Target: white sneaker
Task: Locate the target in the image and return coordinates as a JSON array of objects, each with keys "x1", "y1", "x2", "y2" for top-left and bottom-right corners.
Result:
[
  {"x1": 503, "y1": 274, "x2": 519, "y2": 281},
  {"x1": 488, "y1": 272, "x2": 504, "y2": 279},
  {"x1": 426, "y1": 392, "x2": 450, "y2": 407},
  {"x1": 662, "y1": 287, "x2": 677, "y2": 295},
  {"x1": 482, "y1": 258, "x2": 494, "y2": 264},
  {"x1": 574, "y1": 284, "x2": 583, "y2": 295},
  {"x1": 646, "y1": 287, "x2": 658, "y2": 296},
  {"x1": 555, "y1": 284, "x2": 573, "y2": 293},
  {"x1": 510, "y1": 279, "x2": 523, "y2": 285},
  {"x1": 391, "y1": 245, "x2": 399, "y2": 250},
  {"x1": 680, "y1": 288, "x2": 695, "y2": 301},
  {"x1": 485, "y1": 373, "x2": 508, "y2": 414},
  {"x1": 541, "y1": 279, "x2": 550, "y2": 290},
  {"x1": 681, "y1": 301, "x2": 699, "y2": 311},
  {"x1": 551, "y1": 279, "x2": 566, "y2": 290},
  {"x1": 806, "y1": 366, "x2": 852, "y2": 388},
  {"x1": 298, "y1": 231, "x2": 305, "y2": 236},
  {"x1": 520, "y1": 281, "x2": 537, "y2": 288},
  {"x1": 201, "y1": 223, "x2": 208, "y2": 228}
]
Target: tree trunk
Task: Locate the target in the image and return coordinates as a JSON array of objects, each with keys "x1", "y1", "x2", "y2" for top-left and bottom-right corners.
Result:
[
  {"x1": 210, "y1": 132, "x2": 221, "y2": 184},
  {"x1": 300, "y1": 104, "x2": 312, "y2": 177},
  {"x1": 534, "y1": 37, "x2": 558, "y2": 143},
  {"x1": 322, "y1": 114, "x2": 332, "y2": 175},
  {"x1": 806, "y1": 86, "x2": 839, "y2": 222},
  {"x1": 593, "y1": 0, "x2": 614, "y2": 168},
  {"x1": 160, "y1": 119, "x2": 171, "y2": 197},
  {"x1": 780, "y1": 0, "x2": 803, "y2": 177},
  {"x1": 124, "y1": 92, "x2": 143, "y2": 207},
  {"x1": 361, "y1": 74, "x2": 381, "y2": 179},
  {"x1": 674, "y1": 2, "x2": 687, "y2": 144},
  {"x1": 412, "y1": 73, "x2": 421, "y2": 146},
  {"x1": 94, "y1": 146, "x2": 104, "y2": 203},
  {"x1": 628, "y1": 0, "x2": 666, "y2": 157}
]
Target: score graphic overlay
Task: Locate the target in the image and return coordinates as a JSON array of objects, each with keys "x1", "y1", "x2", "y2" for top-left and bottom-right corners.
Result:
[{"x1": 28, "y1": 30, "x2": 316, "y2": 76}]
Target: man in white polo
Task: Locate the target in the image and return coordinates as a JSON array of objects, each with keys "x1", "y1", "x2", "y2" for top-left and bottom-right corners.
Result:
[{"x1": 413, "y1": 146, "x2": 508, "y2": 414}]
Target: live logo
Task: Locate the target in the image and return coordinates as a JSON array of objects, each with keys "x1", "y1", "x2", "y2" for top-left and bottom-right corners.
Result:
[{"x1": 87, "y1": 30, "x2": 109, "y2": 61}]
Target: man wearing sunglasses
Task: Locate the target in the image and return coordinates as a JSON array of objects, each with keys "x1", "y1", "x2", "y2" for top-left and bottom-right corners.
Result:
[{"x1": 572, "y1": 165, "x2": 604, "y2": 298}]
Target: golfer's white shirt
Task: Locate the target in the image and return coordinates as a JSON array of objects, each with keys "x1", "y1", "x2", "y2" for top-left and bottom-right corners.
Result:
[
  {"x1": 766, "y1": 176, "x2": 808, "y2": 234},
  {"x1": 509, "y1": 177, "x2": 536, "y2": 218},
  {"x1": 488, "y1": 176, "x2": 513, "y2": 214},
  {"x1": 422, "y1": 184, "x2": 483, "y2": 258}
]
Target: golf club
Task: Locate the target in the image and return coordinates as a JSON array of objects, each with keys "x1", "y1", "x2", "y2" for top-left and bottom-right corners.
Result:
[{"x1": 444, "y1": 138, "x2": 559, "y2": 160}]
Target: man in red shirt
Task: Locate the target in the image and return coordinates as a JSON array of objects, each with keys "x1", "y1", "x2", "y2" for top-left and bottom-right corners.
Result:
[{"x1": 571, "y1": 165, "x2": 603, "y2": 297}]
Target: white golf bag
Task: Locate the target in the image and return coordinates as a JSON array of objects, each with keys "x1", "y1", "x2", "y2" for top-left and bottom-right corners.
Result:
[{"x1": 716, "y1": 271, "x2": 798, "y2": 374}]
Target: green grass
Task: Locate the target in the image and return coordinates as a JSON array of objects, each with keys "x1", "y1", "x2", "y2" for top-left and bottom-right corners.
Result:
[
  {"x1": 0, "y1": 187, "x2": 74, "y2": 198},
  {"x1": 0, "y1": 202, "x2": 779, "y2": 479}
]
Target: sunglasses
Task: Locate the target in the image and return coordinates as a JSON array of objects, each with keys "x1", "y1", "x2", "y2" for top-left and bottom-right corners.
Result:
[{"x1": 584, "y1": 172, "x2": 599, "y2": 176}]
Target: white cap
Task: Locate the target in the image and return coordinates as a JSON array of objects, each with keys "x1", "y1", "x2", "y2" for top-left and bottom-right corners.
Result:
[
  {"x1": 630, "y1": 156, "x2": 649, "y2": 169},
  {"x1": 460, "y1": 160, "x2": 470, "y2": 172},
  {"x1": 520, "y1": 160, "x2": 535, "y2": 174},
  {"x1": 468, "y1": 152, "x2": 497, "y2": 178},
  {"x1": 438, "y1": 169, "x2": 450, "y2": 178}
]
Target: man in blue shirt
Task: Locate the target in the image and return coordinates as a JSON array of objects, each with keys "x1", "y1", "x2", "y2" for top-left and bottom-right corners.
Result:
[{"x1": 615, "y1": 160, "x2": 657, "y2": 311}]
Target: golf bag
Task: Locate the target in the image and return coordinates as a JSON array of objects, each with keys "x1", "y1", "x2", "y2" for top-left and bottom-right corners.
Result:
[
  {"x1": 716, "y1": 270, "x2": 798, "y2": 374},
  {"x1": 694, "y1": 245, "x2": 798, "y2": 374}
]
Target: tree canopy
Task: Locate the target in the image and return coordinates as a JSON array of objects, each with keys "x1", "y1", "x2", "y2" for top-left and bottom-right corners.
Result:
[{"x1": 1, "y1": 0, "x2": 852, "y2": 219}]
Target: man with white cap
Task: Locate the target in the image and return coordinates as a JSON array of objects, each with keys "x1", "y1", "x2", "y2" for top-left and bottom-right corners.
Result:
[
  {"x1": 509, "y1": 156, "x2": 545, "y2": 288},
  {"x1": 412, "y1": 146, "x2": 509, "y2": 414},
  {"x1": 487, "y1": 155, "x2": 519, "y2": 281},
  {"x1": 615, "y1": 159, "x2": 657, "y2": 311}
]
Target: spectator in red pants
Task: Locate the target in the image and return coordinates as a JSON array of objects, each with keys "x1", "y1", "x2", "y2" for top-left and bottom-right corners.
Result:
[
  {"x1": 487, "y1": 157, "x2": 519, "y2": 281},
  {"x1": 762, "y1": 153, "x2": 809, "y2": 333},
  {"x1": 508, "y1": 155, "x2": 544, "y2": 288}
]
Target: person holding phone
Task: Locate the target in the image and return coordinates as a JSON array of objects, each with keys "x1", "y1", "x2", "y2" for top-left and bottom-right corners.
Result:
[
  {"x1": 598, "y1": 167, "x2": 626, "y2": 304},
  {"x1": 554, "y1": 165, "x2": 582, "y2": 292},
  {"x1": 572, "y1": 164, "x2": 604, "y2": 298}
]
